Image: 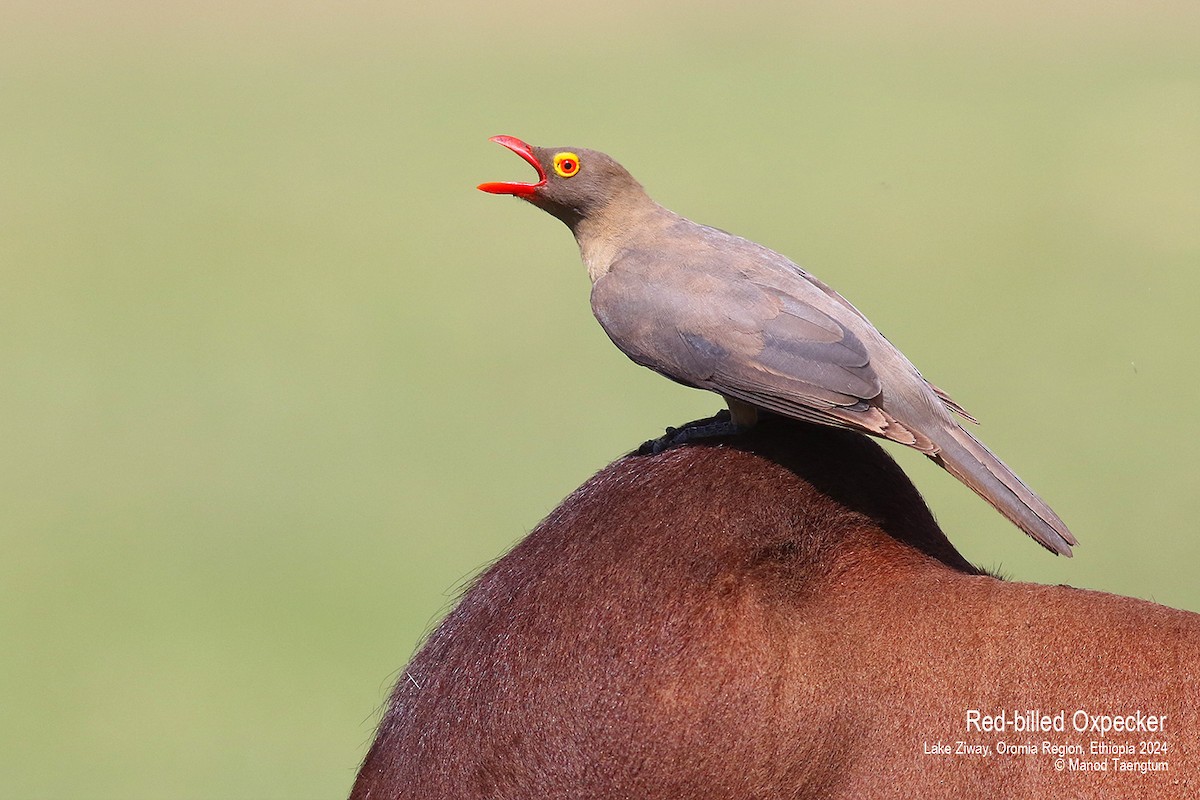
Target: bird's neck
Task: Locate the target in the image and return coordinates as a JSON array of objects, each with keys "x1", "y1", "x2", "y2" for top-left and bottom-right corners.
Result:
[{"x1": 571, "y1": 196, "x2": 674, "y2": 284}]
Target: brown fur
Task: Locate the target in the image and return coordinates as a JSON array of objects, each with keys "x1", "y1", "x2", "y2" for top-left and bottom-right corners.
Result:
[{"x1": 350, "y1": 417, "x2": 1198, "y2": 799}]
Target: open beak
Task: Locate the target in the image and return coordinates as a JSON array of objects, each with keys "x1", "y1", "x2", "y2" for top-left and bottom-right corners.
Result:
[{"x1": 478, "y1": 136, "x2": 545, "y2": 197}]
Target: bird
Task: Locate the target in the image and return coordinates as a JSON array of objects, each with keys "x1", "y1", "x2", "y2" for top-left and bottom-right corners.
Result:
[{"x1": 478, "y1": 135, "x2": 1076, "y2": 556}]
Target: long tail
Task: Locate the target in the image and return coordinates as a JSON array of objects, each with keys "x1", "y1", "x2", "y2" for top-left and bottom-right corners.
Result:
[{"x1": 931, "y1": 425, "x2": 1077, "y2": 557}]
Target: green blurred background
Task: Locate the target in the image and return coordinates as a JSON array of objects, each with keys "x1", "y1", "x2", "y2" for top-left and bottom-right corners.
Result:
[{"x1": 2, "y1": 1, "x2": 1197, "y2": 796}]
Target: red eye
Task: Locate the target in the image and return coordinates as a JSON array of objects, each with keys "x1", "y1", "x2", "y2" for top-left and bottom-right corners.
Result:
[{"x1": 553, "y1": 152, "x2": 581, "y2": 177}]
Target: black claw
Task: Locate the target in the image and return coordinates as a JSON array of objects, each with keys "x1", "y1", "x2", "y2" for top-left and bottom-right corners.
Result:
[
  {"x1": 637, "y1": 433, "x2": 671, "y2": 456},
  {"x1": 636, "y1": 410, "x2": 744, "y2": 456}
]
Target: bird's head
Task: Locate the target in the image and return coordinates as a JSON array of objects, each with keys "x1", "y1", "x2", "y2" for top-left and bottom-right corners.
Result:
[{"x1": 478, "y1": 135, "x2": 647, "y2": 229}]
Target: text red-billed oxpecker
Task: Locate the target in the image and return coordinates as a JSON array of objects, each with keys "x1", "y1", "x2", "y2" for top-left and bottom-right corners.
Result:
[{"x1": 478, "y1": 135, "x2": 1076, "y2": 556}]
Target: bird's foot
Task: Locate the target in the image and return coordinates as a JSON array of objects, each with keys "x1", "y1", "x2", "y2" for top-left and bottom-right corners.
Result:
[{"x1": 637, "y1": 410, "x2": 745, "y2": 455}]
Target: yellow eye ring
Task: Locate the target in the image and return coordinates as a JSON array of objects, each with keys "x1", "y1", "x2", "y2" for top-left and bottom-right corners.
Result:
[{"x1": 553, "y1": 152, "x2": 580, "y2": 178}]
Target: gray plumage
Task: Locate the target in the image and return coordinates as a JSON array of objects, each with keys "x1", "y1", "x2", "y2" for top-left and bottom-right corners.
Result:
[{"x1": 480, "y1": 137, "x2": 1076, "y2": 556}]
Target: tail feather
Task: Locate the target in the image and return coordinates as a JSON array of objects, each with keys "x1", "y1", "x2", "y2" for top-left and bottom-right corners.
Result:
[{"x1": 931, "y1": 425, "x2": 1076, "y2": 557}]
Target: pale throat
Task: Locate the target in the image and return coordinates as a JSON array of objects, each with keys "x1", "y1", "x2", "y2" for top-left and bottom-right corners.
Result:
[
  {"x1": 573, "y1": 198, "x2": 666, "y2": 284},
  {"x1": 577, "y1": 233, "x2": 621, "y2": 283}
]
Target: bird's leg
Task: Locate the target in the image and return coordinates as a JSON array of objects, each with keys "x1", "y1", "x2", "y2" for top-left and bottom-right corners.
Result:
[{"x1": 638, "y1": 400, "x2": 759, "y2": 455}]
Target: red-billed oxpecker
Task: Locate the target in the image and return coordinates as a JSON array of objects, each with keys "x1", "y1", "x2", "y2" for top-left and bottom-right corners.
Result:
[{"x1": 479, "y1": 135, "x2": 1075, "y2": 556}]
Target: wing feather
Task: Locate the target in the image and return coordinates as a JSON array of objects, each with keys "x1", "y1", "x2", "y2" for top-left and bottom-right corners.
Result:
[{"x1": 591, "y1": 253, "x2": 936, "y2": 448}]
